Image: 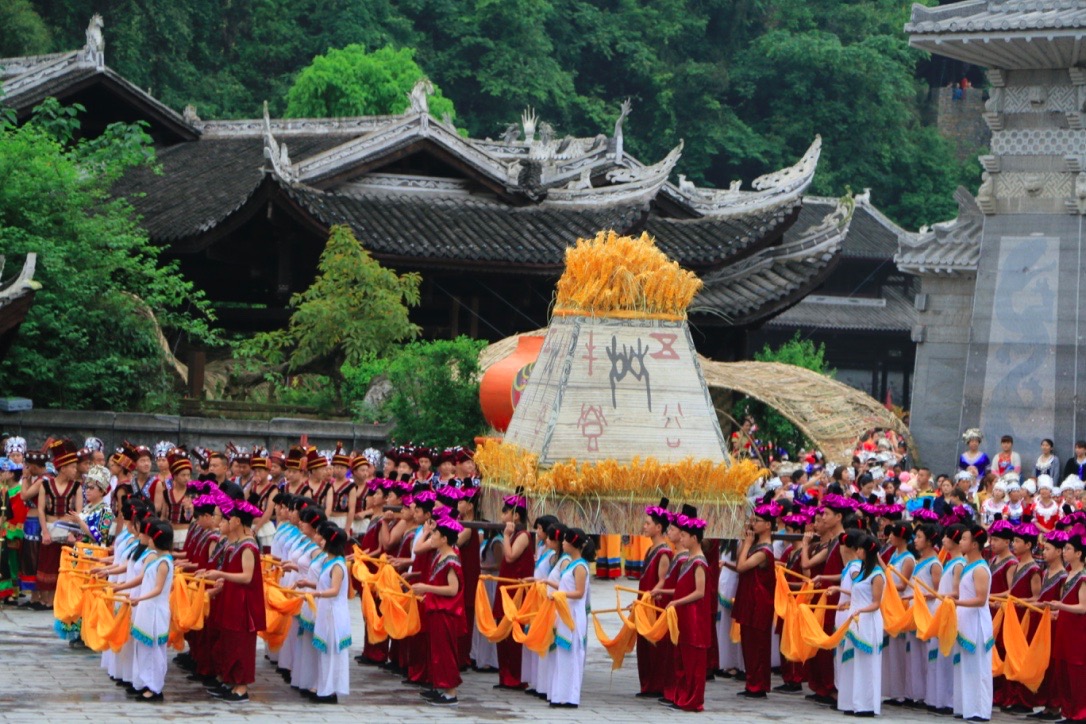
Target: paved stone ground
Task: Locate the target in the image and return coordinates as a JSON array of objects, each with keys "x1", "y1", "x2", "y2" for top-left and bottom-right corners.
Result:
[{"x1": 0, "y1": 579, "x2": 1021, "y2": 722}]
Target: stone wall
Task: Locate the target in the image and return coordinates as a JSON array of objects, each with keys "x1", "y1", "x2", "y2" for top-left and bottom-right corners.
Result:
[
  {"x1": 908, "y1": 274, "x2": 975, "y2": 471},
  {"x1": 0, "y1": 409, "x2": 391, "y2": 454},
  {"x1": 935, "y1": 86, "x2": 991, "y2": 162}
]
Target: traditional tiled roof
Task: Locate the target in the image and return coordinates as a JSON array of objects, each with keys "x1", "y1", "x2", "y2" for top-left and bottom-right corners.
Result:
[
  {"x1": 283, "y1": 187, "x2": 646, "y2": 268},
  {"x1": 907, "y1": 0, "x2": 1086, "y2": 34},
  {"x1": 907, "y1": 1, "x2": 1086, "y2": 68},
  {"x1": 690, "y1": 199, "x2": 853, "y2": 326},
  {"x1": 895, "y1": 187, "x2": 982, "y2": 275},
  {"x1": 794, "y1": 193, "x2": 906, "y2": 260},
  {"x1": 113, "y1": 135, "x2": 353, "y2": 244},
  {"x1": 0, "y1": 21, "x2": 198, "y2": 142},
  {"x1": 765, "y1": 286, "x2": 918, "y2": 333}
]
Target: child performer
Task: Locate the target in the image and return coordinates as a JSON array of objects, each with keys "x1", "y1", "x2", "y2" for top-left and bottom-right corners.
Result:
[
  {"x1": 302, "y1": 521, "x2": 351, "y2": 704},
  {"x1": 882, "y1": 522, "x2": 915, "y2": 707},
  {"x1": 929, "y1": 524, "x2": 966, "y2": 715},
  {"x1": 832, "y1": 531, "x2": 860, "y2": 714},
  {"x1": 130, "y1": 519, "x2": 175, "y2": 702},
  {"x1": 733, "y1": 501, "x2": 779, "y2": 699},
  {"x1": 204, "y1": 498, "x2": 266, "y2": 703},
  {"x1": 1048, "y1": 532, "x2": 1086, "y2": 723},
  {"x1": 412, "y1": 514, "x2": 467, "y2": 707},
  {"x1": 653, "y1": 507, "x2": 690, "y2": 705},
  {"x1": 545, "y1": 527, "x2": 594, "y2": 709},
  {"x1": 953, "y1": 525, "x2": 994, "y2": 722},
  {"x1": 291, "y1": 504, "x2": 329, "y2": 696},
  {"x1": 666, "y1": 508, "x2": 710, "y2": 711},
  {"x1": 403, "y1": 489, "x2": 438, "y2": 687},
  {"x1": 637, "y1": 498, "x2": 673, "y2": 697},
  {"x1": 803, "y1": 494, "x2": 852, "y2": 705},
  {"x1": 493, "y1": 490, "x2": 533, "y2": 690}
]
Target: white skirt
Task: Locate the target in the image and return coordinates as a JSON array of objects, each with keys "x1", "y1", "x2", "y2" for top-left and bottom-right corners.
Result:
[
  {"x1": 256, "y1": 521, "x2": 276, "y2": 549},
  {"x1": 171, "y1": 526, "x2": 188, "y2": 550}
]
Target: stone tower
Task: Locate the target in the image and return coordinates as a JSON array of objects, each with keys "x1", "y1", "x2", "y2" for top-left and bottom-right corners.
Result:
[{"x1": 898, "y1": 1, "x2": 1086, "y2": 469}]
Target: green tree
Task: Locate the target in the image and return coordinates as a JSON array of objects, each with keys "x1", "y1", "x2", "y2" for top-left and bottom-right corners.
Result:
[
  {"x1": 383, "y1": 337, "x2": 489, "y2": 448},
  {"x1": 0, "y1": 100, "x2": 215, "y2": 410},
  {"x1": 0, "y1": 0, "x2": 50, "y2": 56},
  {"x1": 237, "y1": 224, "x2": 422, "y2": 393},
  {"x1": 737, "y1": 332, "x2": 834, "y2": 459},
  {"x1": 285, "y1": 45, "x2": 456, "y2": 120}
]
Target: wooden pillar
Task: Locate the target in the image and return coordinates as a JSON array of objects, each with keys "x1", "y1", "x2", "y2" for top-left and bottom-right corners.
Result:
[
  {"x1": 449, "y1": 295, "x2": 460, "y2": 337},
  {"x1": 469, "y1": 296, "x2": 480, "y2": 338},
  {"x1": 188, "y1": 348, "x2": 206, "y2": 399}
]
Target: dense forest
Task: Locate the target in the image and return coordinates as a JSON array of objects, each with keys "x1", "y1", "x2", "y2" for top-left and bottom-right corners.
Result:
[{"x1": 6, "y1": 0, "x2": 979, "y2": 229}]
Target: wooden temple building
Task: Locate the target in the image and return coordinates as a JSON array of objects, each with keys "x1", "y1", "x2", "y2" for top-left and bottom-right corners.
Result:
[{"x1": 2, "y1": 17, "x2": 917, "y2": 373}]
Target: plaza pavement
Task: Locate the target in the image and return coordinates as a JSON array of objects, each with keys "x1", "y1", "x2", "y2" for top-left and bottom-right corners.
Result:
[{"x1": 0, "y1": 578, "x2": 1021, "y2": 722}]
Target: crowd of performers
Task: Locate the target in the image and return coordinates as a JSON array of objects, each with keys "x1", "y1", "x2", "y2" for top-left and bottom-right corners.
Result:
[
  {"x1": 708, "y1": 492, "x2": 1086, "y2": 723},
  {"x1": 5, "y1": 433, "x2": 1086, "y2": 720}
]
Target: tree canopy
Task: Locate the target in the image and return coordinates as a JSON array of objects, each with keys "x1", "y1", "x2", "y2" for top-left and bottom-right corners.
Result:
[
  {"x1": 22, "y1": 0, "x2": 976, "y2": 229},
  {"x1": 0, "y1": 99, "x2": 214, "y2": 410},
  {"x1": 286, "y1": 45, "x2": 456, "y2": 120}
]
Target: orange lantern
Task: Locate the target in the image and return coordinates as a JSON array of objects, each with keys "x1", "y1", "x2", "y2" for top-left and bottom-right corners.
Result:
[{"x1": 479, "y1": 336, "x2": 544, "y2": 432}]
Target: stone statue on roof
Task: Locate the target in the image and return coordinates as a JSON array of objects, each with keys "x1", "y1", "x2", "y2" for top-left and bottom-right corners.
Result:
[{"x1": 406, "y1": 78, "x2": 433, "y2": 115}]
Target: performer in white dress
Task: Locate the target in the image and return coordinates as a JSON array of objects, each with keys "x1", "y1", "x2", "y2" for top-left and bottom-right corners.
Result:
[
  {"x1": 953, "y1": 525, "x2": 994, "y2": 722},
  {"x1": 524, "y1": 516, "x2": 559, "y2": 694},
  {"x1": 306, "y1": 522, "x2": 352, "y2": 703},
  {"x1": 100, "y1": 500, "x2": 137, "y2": 679},
  {"x1": 470, "y1": 531, "x2": 502, "y2": 672},
  {"x1": 535, "y1": 525, "x2": 570, "y2": 699},
  {"x1": 882, "y1": 523, "x2": 916, "y2": 706},
  {"x1": 716, "y1": 541, "x2": 742, "y2": 674},
  {"x1": 931, "y1": 524, "x2": 967, "y2": 714},
  {"x1": 130, "y1": 520, "x2": 175, "y2": 701},
  {"x1": 840, "y1": 533, "x2": 885, "y2": 717},
  {"x1": 291, "y1": 505, "x2": 328, "y2": 694},
  {"x1": 833, "y1": 535, "x2": 860, "y2": 714},
  {"x1": 910, "y1": 522, "x2": 943, "y2": 707},
  {"x1": 545, "y1": 528, "x2": 593, "y2": 708}
]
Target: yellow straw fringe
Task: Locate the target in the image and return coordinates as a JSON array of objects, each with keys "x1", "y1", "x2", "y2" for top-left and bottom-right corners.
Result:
[{"x1": 475, "y1": 439, "x2": 768, "y2": 503}]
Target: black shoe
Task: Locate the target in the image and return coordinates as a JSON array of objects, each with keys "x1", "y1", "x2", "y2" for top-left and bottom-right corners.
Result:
[
  {"x1": 636, "y1": 691, "x2": 662, "y2": 698},
  {"x1": 313, "y1": 694, "x2": 338, "y2": 704},
  {"x1": 720, "y1": 669, "x2": 737, "y2": 679},
  {"x1": 525, "y1": 688, "x2": 538, "y2": 696},
  {"x1": 964, "y1": 719, "x2": 989, "y2": 723},
  {"x1": 734, "y1": 671, "x2": 746, "y2": 681},
  {"x1": 114, "y1": 679, "x2": 127, "y2": 687},
  {"x1": 658, "y1": 697, "x2": 674, "y2": 706},
  {"x1": 1029, "y1": 713, "x2": 1062, "y2": 722},
  {"x1": 420, "y1": 689, "x2": 441, "y2": 700},
  {"x1": 854, "y1": 713, "x2": 875, "y2": 719},
  {"x1": 429, "y1": 694, "x2": 458, "y2": 706},
  {"x1": 1005, "y1": 706, "x2": 1034, "y2": 715},
  {"x1": 736, "y1": 690, "x2": 767, "y2": 698},
  {"x1": 936, "y1": 707, "x2": 954, "y2": 715},
  {"x1": 549, "y1": 702, "x2": 578, "y2": 708},
  {"x1": 774, "y1": 683, "x2": 802, "y2": 694},
  {"x1": 219, "y1": 691, "x2": 249, "y2": 704},
  {"x1": 124, "y1": 685, "x2": 141, "y2": 696},
  {"x1": 493, "y1": 683, "x2": 526, "y2": 690},
  {"x1": 771, "y1": 666, "x2": 781, "y2": 675},
  {"x1": 139, "y1": 691, "x2": 164, "y2": 703}
]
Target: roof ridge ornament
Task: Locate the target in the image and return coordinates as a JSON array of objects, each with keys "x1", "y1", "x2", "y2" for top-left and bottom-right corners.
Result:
[
  {"x1": 614, "y1": 98, "x2": 632, "y2": 163},
  {"x1": 522, "y1": 107, "x2": 538, "y2": 143},
  {"x1": 79, "y1": 14, "x2": 106, "y2": 70},
  {"x1": 406, "y1": 78, "x2": 433, "y2": 116},
  {"x1": 262, "y1": 101, "x2": 296, "y2": 184}
]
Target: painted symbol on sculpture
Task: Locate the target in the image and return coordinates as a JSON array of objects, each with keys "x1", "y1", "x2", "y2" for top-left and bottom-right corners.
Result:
[
  {"x1": 577, "y1": 404, "x2": 608, "y2": 452},
  {"x1": 606, "y1": 335, "x2": 651, "y2": 410},
  {"x1": 662, "y1": 403, "x2": 684, "y2": 448},
  {"x1": 648, "y1": 333, "x2": 679, "y2": 361},
  {"x1": 582, "y1": 330, "x2": 598, "y2": 377},
  {"x1": 511, "y1": 362, "x2": 535, "y2": 408}
]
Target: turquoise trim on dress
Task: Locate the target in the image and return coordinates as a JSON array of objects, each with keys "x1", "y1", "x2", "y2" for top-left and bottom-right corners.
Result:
[
  {"x1": 928, "y1": 648, "x2": 938, "y2": 662},
  {"x1": 956, "y1": 632, "x2": 977, "y2": 654},
  {"x1": 314, "y1": 634, "x2": 351, "y2": 653},
  {"x1": 131, "y1": 625, "x2": 169, "y2": 647},
  {"x1": 718, "y1": 594, "x2": 733, "y2": 610},
  {"x1": 984, "y1": 636, "x2": 995, "y2": 653},
  {"x1": 952, "y1": 652, "x2": 961, "y2": 666},
  {"x1": 841, "y1": 648, "x2": 855, "y2": 664},
  {"x1": 555, "y1": 634, "x2": 572, "y2": 651},
  {"x1": 845, "y1": 629, "x2": 876, "y2": 655}
]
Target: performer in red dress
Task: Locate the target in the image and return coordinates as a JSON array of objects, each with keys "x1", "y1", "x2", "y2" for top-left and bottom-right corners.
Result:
[
  {"x1": 733, "y1": 501, "x2": 781, "y2": 698},
  {"x1": 1049, "y1": 533, "x2": 1086, "y2": 723},
  {"x1": 354, "y1": 479, "x2": 390, "y2": 666},
  {"x1": 986, "y1": 517, "x2": 1016, "y2": 708},
  {"x1": 204, "y1": 498, "x2": 266, "y2": 703},
  {"x1": 1032, "y1": 531, "x2": 1069, "y2": 719},
  {"x1": 775, "y1": 513, "x2": 810, "y2": 693},
  {"x1": 655, "y1": 512, "x2": 689, "y2": 705},
  {"x1": 404, "y1": 489, "x2": 437, "y2": 686},
  {"x1": 493, "y1": 490, "x2": 533, "y2": 689},
  {"x1": 803, "y1": 494, "x2": 852, "y2": 705},
  {"x1": 667, "y1": 507, "x2": 710, "y2": 712},
  {"x1": 455, "y1": 484, "x2": 482, "y2": 669},
  {"x1": 411, "y1": 514, "x2": 466, "y2": 706},
  {"x1": 637, "y1": 498, "x2": 673, "y2": 697},
  {"x1": 1002, "y1": 522, "x2": 1042, "y2": 714}
]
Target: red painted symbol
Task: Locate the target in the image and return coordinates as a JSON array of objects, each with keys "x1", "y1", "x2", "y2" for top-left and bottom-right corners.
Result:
[
  {"x1": 582, "y1": 330, "x2": 598, "y2": 377},
  {"x1": 577, "y1": 404, "x2": 608, "y2": 452},
  {"x1": 649, "y1": 333, "x2": 679, "y2": 360},
  {"x1": 662, "y1": 403, "x2": 684, "y2": 448}
]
